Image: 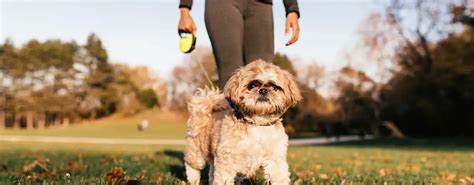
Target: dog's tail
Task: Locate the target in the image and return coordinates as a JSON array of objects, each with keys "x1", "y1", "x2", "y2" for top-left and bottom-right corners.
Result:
[{"x1": 184, "y1": 87, "x2": 227, "y2": 170}]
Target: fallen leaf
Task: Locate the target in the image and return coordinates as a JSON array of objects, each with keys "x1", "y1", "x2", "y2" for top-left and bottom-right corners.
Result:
[
  {"x1": 333, "y1": 168, "x2": 346, "y2": 176},
  {"x1": 104, "y1": 167, "x2": 128, "y2": 185},
  {"x1": 319, "y1": 173, "x2": 329, "y2": 180},
  {"x1": 379, "y1": 169, "x2": 389, "y2": 177},
  {"x1": 152, "y1": 172, "x2": 163, "y2": 182},
  {"x1": 312, "y1": 164, "x2": 322, "y2": 172},
  {"x1": 411, "y1": 165, "x2": 421, "y2": 173}
]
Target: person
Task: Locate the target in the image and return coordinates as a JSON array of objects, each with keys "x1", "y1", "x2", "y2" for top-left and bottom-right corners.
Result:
[{"x1": 178, "y1": 0, "x2": 300, "y2": 89}]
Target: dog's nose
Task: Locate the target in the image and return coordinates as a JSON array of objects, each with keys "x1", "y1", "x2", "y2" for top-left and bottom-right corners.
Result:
[{"x1": 259, "y1": 88, "x2": 269, "y2": 95}]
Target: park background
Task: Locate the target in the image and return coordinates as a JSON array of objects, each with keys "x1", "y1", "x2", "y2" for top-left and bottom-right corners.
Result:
[{"x1": 1, "y1": 0, "x2": 473, "y2": 184}]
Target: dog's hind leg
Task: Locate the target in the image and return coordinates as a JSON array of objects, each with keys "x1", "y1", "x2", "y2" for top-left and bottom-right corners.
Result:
[
  {"x1": 185, "y1": 162, "x2": 201, "y2": 185},
  {"x1": 185, "y1": 88, "x2": 223, "y2": 184}
]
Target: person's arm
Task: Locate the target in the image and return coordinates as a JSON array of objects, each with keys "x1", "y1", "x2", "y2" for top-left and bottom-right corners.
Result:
[
  {"x1": 283, "y1": 0, "x2": 300, "y2": 46},
  {"x1": 178, "y1": 0, "x2": 196, "y2": 33},
  {"x1": 179, "y1": 0, "x2": 193, "y2": 10},
  {"x1": 283, "y1": 0, "x2": 300, "y2": 18}
]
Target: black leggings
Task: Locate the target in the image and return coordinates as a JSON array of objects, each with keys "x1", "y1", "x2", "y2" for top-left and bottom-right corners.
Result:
[{"x1": 205, "y1": 0, "x2": 274, "y2": 89}]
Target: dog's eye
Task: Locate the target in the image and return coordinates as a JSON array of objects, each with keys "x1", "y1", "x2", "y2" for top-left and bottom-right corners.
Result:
[
  {"x1": 266, "y1": 82, "x2": 283, "y2": 91},
  {"x1": 272, "y1": 85, "x2": 283, "y2": 91},
  {"x1": 247, "y1": 80, "x2": 262, "y2": 90}
]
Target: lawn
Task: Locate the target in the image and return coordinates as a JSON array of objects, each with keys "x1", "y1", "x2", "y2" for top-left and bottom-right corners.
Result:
[
  {"x1": 1, "y1": 140, "x2": 473, "y2": 184},
  {"x1": 0, "y1": 111, "x2": 473, "y2": 184},
  {"x1": 0, "y1": 110, "x2": 187, "y2": 139}
]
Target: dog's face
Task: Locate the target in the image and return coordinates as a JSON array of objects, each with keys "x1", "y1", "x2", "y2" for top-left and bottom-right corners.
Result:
[{"x1": 224, "y1": 60, "x2": 302, "y2": 122}]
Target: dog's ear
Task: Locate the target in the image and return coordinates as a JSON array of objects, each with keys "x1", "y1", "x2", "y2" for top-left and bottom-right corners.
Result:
[
  {"x1": 282, "y1": 70, "x2": 302, "y2": 107},
  {"x1": 223, "y1": 68, "x2": 243, "y2": 104}
]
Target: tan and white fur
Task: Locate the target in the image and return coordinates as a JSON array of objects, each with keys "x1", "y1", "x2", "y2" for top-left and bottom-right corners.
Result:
[{"x1": 184, "y1": 60, "x2": 302, "y2": 185}]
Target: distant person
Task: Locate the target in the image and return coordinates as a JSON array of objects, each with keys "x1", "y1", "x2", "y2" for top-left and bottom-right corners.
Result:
[{"x1": 178, "y1": 0, "x2": 301, "y2": 89}]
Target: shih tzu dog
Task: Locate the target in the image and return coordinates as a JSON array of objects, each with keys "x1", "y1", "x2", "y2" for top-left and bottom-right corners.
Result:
[{"x1": 184, "y1": 60, "x2": 302, "y2": 185}]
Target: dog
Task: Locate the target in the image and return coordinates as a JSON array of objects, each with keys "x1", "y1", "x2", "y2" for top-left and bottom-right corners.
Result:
[
  {"x1": 184, "y1": 60, "x2": 301, "y2": 184},
  {"x1": 137, "y1": 119, "x2": 149, "y2": 131}
]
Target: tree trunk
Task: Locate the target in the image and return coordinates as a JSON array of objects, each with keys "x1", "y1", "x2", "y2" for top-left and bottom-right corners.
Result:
[
  {"x1": 0, "y1": 94, "x2": 5, "y2": 129},
  {"x1": 26, "y1": 111, "x2": 34, "y2": 129},
  {"x1": 53, "y1": 113, "x2": 62, "y2": 127},
  {"x1": 38, "y1": 112, "x2": 46, "y2": 129},
  {"x1": 14, "y1": 113, "x2": 21, "y2": 128},
  {"x1": 91, "y1": 110, "x2": 96, "y2": 121},
  {"x1": 0, "y1": 110, "x2": 4, "y2": 129},
  {"x1": 62, "y1": 114, "x2": 70, "y2": 128}
]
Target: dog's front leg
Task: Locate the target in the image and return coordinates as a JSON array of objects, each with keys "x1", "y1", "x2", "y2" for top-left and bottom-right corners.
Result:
[
  {"x1": 185, "y1": 162, "x2": 201, "y2": 185},
  {"x1": 263, "y1": 159, "x2": 291, "y2": 185},
  {"x1": 212, "y1": 157, "x2": 236, "y2": 185}
]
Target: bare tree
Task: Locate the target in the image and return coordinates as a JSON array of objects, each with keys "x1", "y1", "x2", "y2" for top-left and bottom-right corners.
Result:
[
  {"x1": 167, "y1": 46, "x2": 217, "y2": 112},
  {"x1": 298, "y1": 63, "x2": 325, "y2": 91}
]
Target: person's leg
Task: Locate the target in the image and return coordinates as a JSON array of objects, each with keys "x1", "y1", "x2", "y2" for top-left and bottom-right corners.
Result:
[
  {"x1": 243, "y1": 0, "x2": 274, "y2": 64},
  {"x1": 205, "y1": 0, "x2": 245, "y2": 89}
]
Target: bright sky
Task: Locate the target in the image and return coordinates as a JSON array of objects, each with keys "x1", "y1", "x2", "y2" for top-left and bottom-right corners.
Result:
[{"x1": 1, "y1": 0, "x2": 379, "y2": 81}]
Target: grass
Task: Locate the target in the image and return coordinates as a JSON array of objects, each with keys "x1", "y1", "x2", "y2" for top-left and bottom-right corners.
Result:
[
  {"x1": 0, "y1": 111, "x2": 473, "y2": 184},
  {"x1": 0, "y1": 110, "x2": 187, "y2": 139},
  {"x1": 1, "y1": 140, "x2": 473, "y2": 184}
]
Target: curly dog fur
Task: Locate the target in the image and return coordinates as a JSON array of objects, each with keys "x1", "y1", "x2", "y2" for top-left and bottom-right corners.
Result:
[{"x1": 184, "y1": 60, "x2": 301, "y2": 184}]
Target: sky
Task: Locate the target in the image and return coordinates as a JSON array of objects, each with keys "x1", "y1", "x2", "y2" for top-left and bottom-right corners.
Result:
[{"x1": 1, "y1": 0, "x2": 385, "y2": 96}]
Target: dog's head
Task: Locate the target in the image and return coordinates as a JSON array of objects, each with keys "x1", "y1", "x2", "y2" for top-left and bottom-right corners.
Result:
[{"x1": 224, "y1": 60, "x2": 302, "y2": 125}]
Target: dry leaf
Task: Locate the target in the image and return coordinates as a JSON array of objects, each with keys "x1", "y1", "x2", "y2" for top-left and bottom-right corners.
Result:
[
  {"x1": 333, "y1": 168, "x2": 346, "y2": 176},
  {"x1": 104, "y1": 167, "x2": 127, "y2": 185},
  {"x1": 379, "y1": 169, "x2": 388, "y2": 177},
  {"x1": 312, "y1": 164, "x2": 322, "y2": 172},
  {"x1": 319, "y1": 173, "x2": 329, "y2": 180}
]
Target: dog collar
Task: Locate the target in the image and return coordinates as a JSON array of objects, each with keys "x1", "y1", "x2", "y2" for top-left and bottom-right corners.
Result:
[
  {"x1": 242, "y1": 117, "x2": 279, "y2": 126},
  {"x1": 232, "y1": 110, "x2": 280, "y2": 126},
  {"x1": 228, "y1": 100, "x2": 280, "y2": 126}
]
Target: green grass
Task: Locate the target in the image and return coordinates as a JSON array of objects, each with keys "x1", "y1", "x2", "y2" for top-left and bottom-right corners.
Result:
[
  {"x1": 0, "y1": 110, "x2": 187, "y2": 139},
  {"x1": 0, "y1": 111, "x2": 473, "y2": 184},
  {"x1": 1, "y1": 140, "x2": 473, "y2": 184}
]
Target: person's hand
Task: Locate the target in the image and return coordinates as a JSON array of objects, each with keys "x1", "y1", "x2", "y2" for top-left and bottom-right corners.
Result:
[
  {"x1": 285, "y1": 12, "x2": 300, "y2": 46},
  {"x1": 178, "y1": 8, "x2": 197, "y2": 33}
]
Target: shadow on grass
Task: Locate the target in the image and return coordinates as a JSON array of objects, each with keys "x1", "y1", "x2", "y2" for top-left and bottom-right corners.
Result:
[{"x1": 320, "y1": 137, "x2": 474, "y2": 151}]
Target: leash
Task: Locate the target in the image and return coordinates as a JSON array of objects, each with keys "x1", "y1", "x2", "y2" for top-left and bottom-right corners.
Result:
[{"x1": 179, "y1": 31, "x2": 217, "y2": 89}]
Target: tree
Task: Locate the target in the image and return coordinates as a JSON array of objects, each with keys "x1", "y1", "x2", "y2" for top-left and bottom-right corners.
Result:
[
  {"x1": 272, "y1": 53, "x2": 329, "y2": 134},
  {"x1": 335, "y1": 66, "x2": 379, "y2": 136},
  {"x1": 1, "y1": 33, "x2": 158, "y2": 128},
  {"x1": 126, "y1": 66, "x2": 166, "y2": 108},
  {"x1": 298, "y1": 63, "x2": 325, "y2": 91},
  {"x1": 369, "y1": 0, "x2": 474, "y2": 136},
  {"x1": 168, "y1": 46, "x2": 217, "y2": 112}
]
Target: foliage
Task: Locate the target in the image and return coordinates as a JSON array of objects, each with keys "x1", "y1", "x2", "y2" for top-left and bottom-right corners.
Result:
[
  {"x1": 0, "y1": 34, "x2": 163, "y2": 128},
  {"x1": 380, "y1": 27, "x2": 474, "y2": 136},
  {"x1": 344, "y1": 0, "x2": 474, "y2": 137},
  {"x1": 272, "y1": 54, "x2": 329, "y2": 134},
  {"x1": 137, "y1": 89, "x2": 159, "y2": 109}
]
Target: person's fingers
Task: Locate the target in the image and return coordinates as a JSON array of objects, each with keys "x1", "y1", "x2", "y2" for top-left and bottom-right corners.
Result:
[
  {"x1": 179, "y1": 26, "x2": 189, "y2": 33},
  {"x1": 286, "y1": 33, "x2": 296, "y2": 45},
  {"x1": 293, "y1": 23, "x2": 300, "y2": 43},
  {"x1": 178, "y1": 15, "x2": 196, "y2": 34},
  {"x1": 179, "y1": 24, "x2": 192, "y2": 33},
  {"x1": 191, "y1": 22, "x2": 197, "y2": 33},
  {"x1": 286, "y1": 21, "x2": 300, "y2": 46},
  {"x1": 286, "y1": 24, "x2": 295, "y2": 45},
  {"x1": 285, "y1": 20, "x2": 290, "y2": 35}
]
